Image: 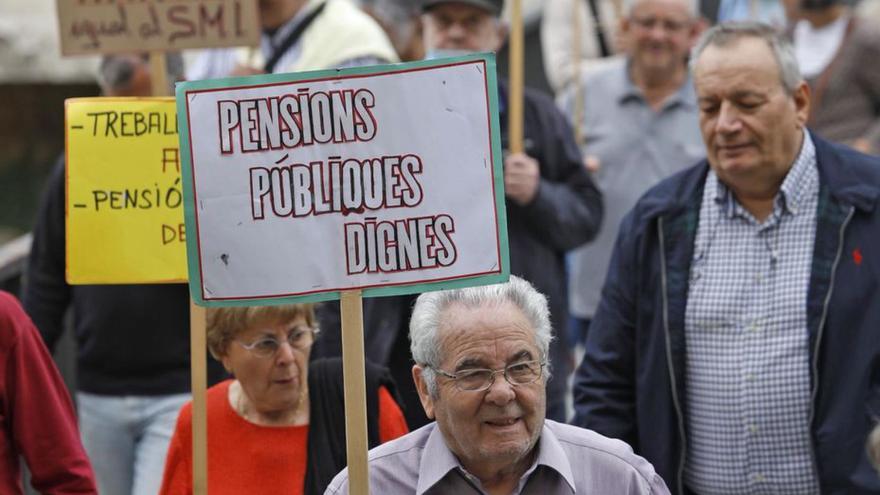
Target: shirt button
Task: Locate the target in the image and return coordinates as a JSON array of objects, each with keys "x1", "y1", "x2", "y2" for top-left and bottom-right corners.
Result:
[
  {"x1": 755, "y1": 274, "x2": 763, "y2": 284},
  {"x1": 746, "y1": 373, "x2": 755, "y2": 382},
  {"x1": 754, "y1": 473, "x2": 765, "y2": 482},
  {"x1": 747, "y1": 424, "x2": 759, "y2": 434}
]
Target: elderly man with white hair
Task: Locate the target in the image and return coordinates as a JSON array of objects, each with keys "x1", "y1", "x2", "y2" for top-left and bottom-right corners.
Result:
[{"x1": 326, "y1": 276, "x2": 669, "y2": 494}]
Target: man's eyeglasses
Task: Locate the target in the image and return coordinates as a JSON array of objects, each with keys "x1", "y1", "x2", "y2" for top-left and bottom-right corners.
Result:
[
  {"x1": 430, "y1": 360, "x2": 546, "y2": 392},
  {"x1": 235, "y1": 327, "x2": 315, "y2": 358},
  {"x1": 630, "y1": 16, "x2": 689, "y2": 33}
]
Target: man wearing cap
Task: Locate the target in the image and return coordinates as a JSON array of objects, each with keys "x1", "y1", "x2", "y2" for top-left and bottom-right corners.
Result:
[{"x1": 419, "y1": 0, "x2": 603, "y2": 423}]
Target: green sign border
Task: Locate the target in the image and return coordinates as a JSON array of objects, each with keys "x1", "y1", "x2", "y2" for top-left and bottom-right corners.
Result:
[{"x1": 176, "y1": 53, "x2": 509, "y2": 307}]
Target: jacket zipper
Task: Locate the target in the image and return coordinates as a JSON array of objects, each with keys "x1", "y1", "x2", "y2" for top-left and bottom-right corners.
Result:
[
  {"x1": 806, "y1": 205, "x2": 855, "y2": 485},
  {"x1": 658, "y1": 217, "x2": 688, "y2": 495}
]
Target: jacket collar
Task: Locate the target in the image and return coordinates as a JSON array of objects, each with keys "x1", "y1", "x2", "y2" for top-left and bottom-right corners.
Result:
[{"x1": 812, "y1": 134, "x2": 879, "y2": 212}]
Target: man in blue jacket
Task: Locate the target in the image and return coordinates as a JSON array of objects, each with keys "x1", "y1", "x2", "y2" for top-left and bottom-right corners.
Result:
[{"x1": 573, "y1": 21, "x2": 880, "y2": 494}]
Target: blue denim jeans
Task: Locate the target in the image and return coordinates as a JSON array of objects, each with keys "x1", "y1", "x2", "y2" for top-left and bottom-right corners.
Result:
[{"x1": 77, "y1": 392, "x2": 190, "y2": 495}]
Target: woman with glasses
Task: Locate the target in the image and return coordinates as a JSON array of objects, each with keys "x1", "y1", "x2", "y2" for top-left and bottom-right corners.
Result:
[{"x1": 159, "y1": 303, "x2": 408, "y2": 495}]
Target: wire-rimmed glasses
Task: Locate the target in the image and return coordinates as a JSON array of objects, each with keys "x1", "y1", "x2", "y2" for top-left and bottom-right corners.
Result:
[
  {"x1": 429, "y1": 360, "x2": 546, "y2": 392},
  {"x1": 235, "y1": 326, "x2": 316, "y2": 358}
]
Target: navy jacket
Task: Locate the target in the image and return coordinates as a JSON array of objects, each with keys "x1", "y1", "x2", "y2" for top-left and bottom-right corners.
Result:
[
  {"x1": 24, "y1": 159, "x2": 227, "y2": 395},
  {"x1": 573, "y1": 135, "x2": 880, "y2": 494}
]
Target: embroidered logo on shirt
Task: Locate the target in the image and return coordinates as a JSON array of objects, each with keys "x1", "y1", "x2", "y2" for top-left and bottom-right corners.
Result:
[{"x1": 853, "y1": 248, "x2": 863, "y2": 266}]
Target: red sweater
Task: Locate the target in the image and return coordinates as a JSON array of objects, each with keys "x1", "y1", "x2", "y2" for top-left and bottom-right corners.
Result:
[
  {"x1": 0, "y1": 291, "x2": 96, "y2": 494},
  {"x1": 160, "y1": 379, "x2": 408, "y2": 494}
]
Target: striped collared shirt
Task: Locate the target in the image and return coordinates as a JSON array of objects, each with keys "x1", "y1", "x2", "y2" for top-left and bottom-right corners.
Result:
[{"x1": 683, "y1": 131, "x2": 821, "y2": 494}]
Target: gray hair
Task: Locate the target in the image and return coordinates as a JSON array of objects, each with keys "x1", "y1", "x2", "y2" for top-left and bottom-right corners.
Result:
[
  {"x1": 690, "y1": 21, "x2": 803, "y2": 94},
  {"x1": 869, "y1": 422, "x2": 880, "y2": 474},
  {"x1": 409, "y1": 276, "x2": 553, "y2": 397},
  {"x1": 97, "y1": 52, "x2": 184, "y2": 95},
  {"x1": 359, "y1": 0, "x2": 421, "y2": 55},
  {"x1": 622, "y1": 0, "x2": 698, "y2": 17},
  {"x1": 359, "y1": 0, "x2": 419, "y2": 23}
]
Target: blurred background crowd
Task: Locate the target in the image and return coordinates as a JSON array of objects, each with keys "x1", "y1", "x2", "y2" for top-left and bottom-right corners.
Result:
[{"x1": 1, "y1": 0, "x2": 880, "y2": 493}]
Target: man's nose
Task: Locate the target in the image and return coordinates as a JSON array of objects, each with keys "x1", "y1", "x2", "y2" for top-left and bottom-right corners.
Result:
[
  {"x1": 647, "y1": 22, "x2": 669, "y2": 40},
  {"x1": 716, "y1": 101, "x2": 742, "y2": 134},
  {"x1": 446, "y1": 22, "x2": 467, "y2": 40},
  {"x1": 484, "y1": 373, "x2": 516, "y2": 406}
]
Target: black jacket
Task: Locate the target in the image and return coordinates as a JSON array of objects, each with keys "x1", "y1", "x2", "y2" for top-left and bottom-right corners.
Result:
[{"x1": 23, "y1": 158, "x2": 225, "y2": 395}]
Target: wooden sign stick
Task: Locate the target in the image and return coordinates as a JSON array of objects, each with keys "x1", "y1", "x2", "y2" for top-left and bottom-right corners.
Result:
[
  {"x1": 148, "y1": 51, "x2": 208, "y2": 495},
  {"x1": 149, "y1": 51, "x2": 170, "y2": 98},
  {"x1": 340, "y1": 290, "x2": 371, "y2": 495},
  {"x1": 190, "y1": 301, "x2": 208, "y2": 495},
  {"x1": 572, "y1": 0, "x2": 586, "y2": 148},
  {"x1": 508, "y1": 0, "x2": 525, "y2": 154}
]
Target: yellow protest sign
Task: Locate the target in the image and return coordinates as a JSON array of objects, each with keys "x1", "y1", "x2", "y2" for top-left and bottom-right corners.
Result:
[{"x1": 65, "y1": 97, "x2": 186, "y2": 284}]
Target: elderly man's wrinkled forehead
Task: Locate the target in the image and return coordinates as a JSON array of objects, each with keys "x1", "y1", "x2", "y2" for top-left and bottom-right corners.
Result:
[
  {"x1": 690, "y1": 23, "x2": 803, "y2": 94},
  {"x1": 692, "y1": 38, "x2": 784, "y2": 97},
  {"x1": 434, "y1": 300, "x2": 541, "y2": 364},
  {"x1": 624, "y1": 0, "x2": 698, "y2": 17}
]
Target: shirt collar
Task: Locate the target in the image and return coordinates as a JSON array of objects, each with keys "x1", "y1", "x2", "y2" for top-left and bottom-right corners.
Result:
[
  {"x1": 416, "y1": 421, "x2": 576, "y2": 495},
  {"x1": 777, "y1": 129, "x2": 817, "y2": 215},
  {"x1": 618, "y1": 59, "x2": 697, "y2": 111},
  {"x1": 524, "y1": 423, "x2": 576, "y2": 493},
  {"x1": 416, "y1": 424, "x2": 464, "y2": 495},
  {"x1": 712, "y1": 130, "x2": 817, "y2": 219}
]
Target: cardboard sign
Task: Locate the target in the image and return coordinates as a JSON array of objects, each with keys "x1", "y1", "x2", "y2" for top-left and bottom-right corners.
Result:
[
  {"x1": 56, "y1": 0, "x2": 260, "y2": 56},
  {"x1": 177, "y1": 54, "x2": 509, "y2": 305},
  {"x1": 66, "y1": 97, "x2": 187, "y2": 284}
]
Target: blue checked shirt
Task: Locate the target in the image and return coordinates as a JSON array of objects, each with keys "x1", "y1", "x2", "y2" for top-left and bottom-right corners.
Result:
[{"x1": 683, "y1": 131, "x2": 821, "y2": 494}]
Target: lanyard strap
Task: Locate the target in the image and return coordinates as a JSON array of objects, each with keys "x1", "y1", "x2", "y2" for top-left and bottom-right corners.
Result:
[{"x1": 264, "y1": 1, "x2": 327, "y2": 73}]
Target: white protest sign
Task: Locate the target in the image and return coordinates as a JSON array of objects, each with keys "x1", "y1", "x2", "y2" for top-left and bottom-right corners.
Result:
[{"x1": 177, "y1": 54, "x2": 508, "y2": 305}]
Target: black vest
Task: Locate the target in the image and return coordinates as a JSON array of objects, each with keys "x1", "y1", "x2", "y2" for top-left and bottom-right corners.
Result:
[{"x1": 304, "y1": 357, "x2": 398, "y2": 494}]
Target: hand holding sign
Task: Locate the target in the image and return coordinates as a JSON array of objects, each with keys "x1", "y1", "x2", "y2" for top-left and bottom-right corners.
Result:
[{"x1": 504, "y1": 152, "x2": 540, "y2": 206}]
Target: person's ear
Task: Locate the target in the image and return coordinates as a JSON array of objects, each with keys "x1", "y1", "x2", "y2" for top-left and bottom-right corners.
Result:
[
  {"x1": 217, "y1": 349, "x2": 234, "y2": 375},
  {"x1": 688, "y1": 16, "x2": 709, "y2": 46},
  {"x1": 618, "y1": 13, "x2": 628, "y2": 32},
  {"x1": 493, "y1": 20, "x2": 508, "y2": 52},
  {"x1": 412, "y1": 365, "x2": 436, "y2": 419},
  {"x1": 793, "y1": 81, "x2": 811, "y2": 128}
]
